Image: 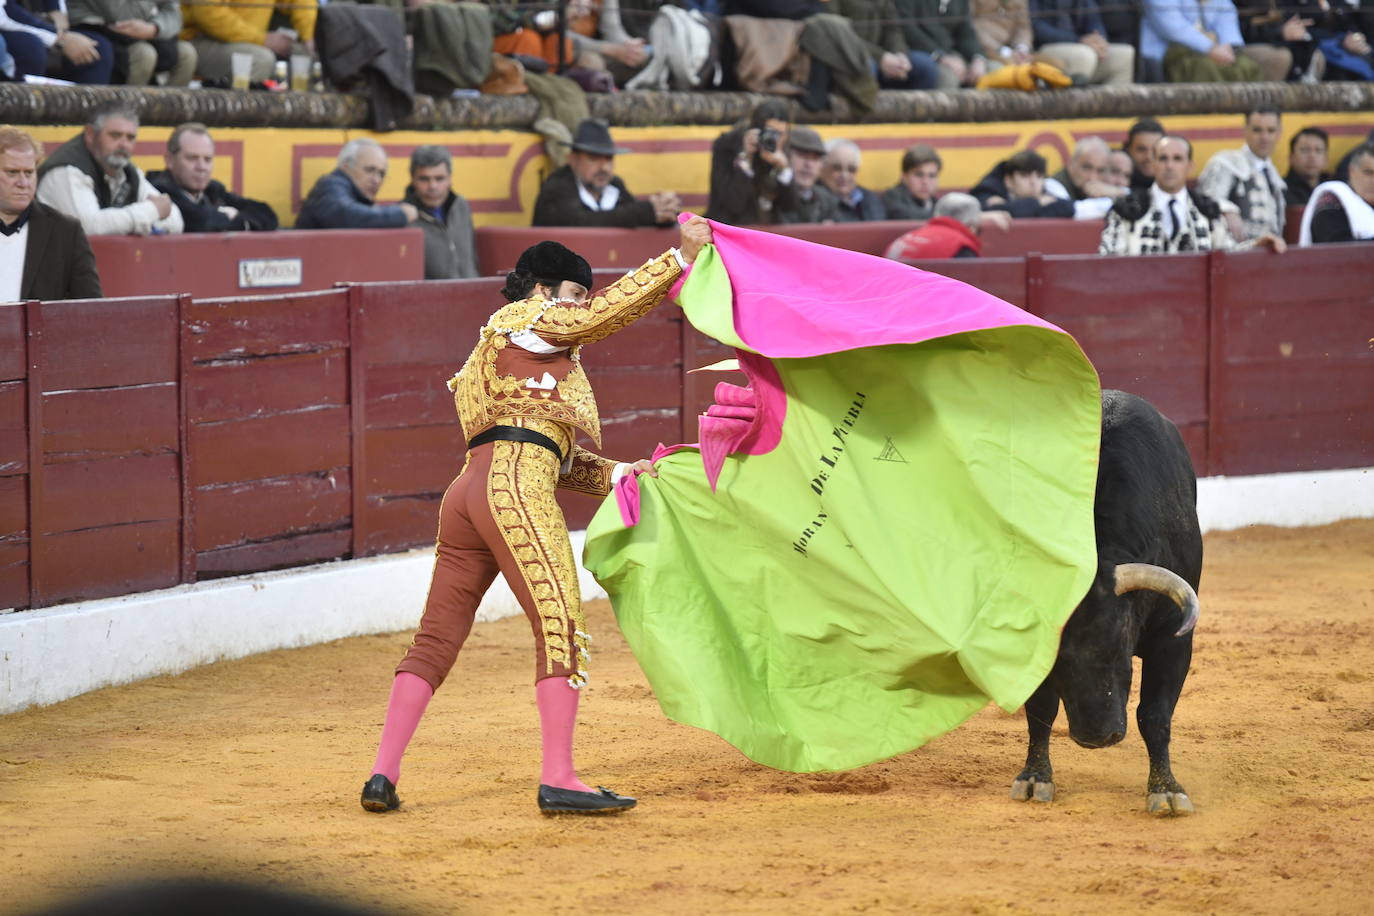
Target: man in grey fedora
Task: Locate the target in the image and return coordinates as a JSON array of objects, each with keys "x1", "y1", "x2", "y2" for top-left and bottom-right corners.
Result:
[{"x1": 532, "y1": 119, "x2": 681, "y2": 228}]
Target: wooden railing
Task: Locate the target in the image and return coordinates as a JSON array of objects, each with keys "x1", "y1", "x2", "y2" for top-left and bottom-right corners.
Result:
[{"x1": 2, "y1": 244, "x2": 1370, "y2": 610}]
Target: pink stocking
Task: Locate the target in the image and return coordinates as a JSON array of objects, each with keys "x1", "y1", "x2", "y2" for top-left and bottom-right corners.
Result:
[
  {"x1": 370, "y1": 672, "x2": 434, "y2": 785},
  {"x1": 536, "y1": 677, "x2": 593, "y2": 792}
]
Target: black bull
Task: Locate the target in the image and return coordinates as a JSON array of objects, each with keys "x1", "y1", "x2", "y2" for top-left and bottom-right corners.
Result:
[{"x1": 1010, "y1": 389, "x2": 1202, "y2": 816}]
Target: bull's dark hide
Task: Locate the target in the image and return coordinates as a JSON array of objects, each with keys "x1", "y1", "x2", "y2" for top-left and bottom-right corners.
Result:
[
  {"x1": 1, "y1": 81, "x2": 1371, "y2": 132},
  {"x1": 1011, "y1": 389, "x2": 1204, "y2": 816}
]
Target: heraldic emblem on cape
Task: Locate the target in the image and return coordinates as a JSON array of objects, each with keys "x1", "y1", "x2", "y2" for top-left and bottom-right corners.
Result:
[{"x1": 582, "y1": 217, "x2": 1103, "y2": 773}]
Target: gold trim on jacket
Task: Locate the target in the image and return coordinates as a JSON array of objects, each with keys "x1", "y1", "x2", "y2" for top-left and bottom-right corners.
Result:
[{"x1": 448, "y1": 249, "x2": 682, "y2": 449}]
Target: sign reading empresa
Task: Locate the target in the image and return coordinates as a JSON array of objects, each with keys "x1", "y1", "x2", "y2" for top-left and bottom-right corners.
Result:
[{"x1": 238, "y1": 257, "x2": 304, "y2": 288}]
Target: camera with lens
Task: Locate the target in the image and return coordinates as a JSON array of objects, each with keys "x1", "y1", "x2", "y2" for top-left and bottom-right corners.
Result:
[{"x1": 759, "y1": 127, "x2": 781, "y2": 154}]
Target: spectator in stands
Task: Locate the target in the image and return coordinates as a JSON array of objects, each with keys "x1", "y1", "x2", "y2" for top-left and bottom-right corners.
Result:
[
  {"x1": 2, "y1": 0, "x2": 114, "y2": 83},
  {"x1": 146, "y1": 124, "x2": 277, "y2": 233},
  {"x1": 830, "y1": 0, "x2": 940, "y2": 89},
  {"x1": 296, "y1": 138, "x2": 418, "y2": 230},
  {"x1": 1095, "y1": 0, "x2": 1139, "y2": 48},
  {"x1": 974, "y1": 150, "x2": 1075, "y2": 218},
  {"x1": 0, "y1": 126, "x2": 102, "y2": 302},
  {"x1": 36, "y1": 102, "x2": 182, "y2": 237},
  {"x1": 1197, "y1": 106, "x2": 1287, "y2": 242},
  {"x1": 970, "y1": 0, "x2": 1034, "y2": 70},
  {"x1": 881, "y1": 143, "x2": 940, "y2": 220},
  {"x1": 1237, "y1": 1, "x2": 1309, "y2": 81},
  {"x1": 1053, "y1": 137, "x2": 1127, "y2": 201},
  {"x1": 1100, "y1": 135, "x2": 1286, "y2": 254},
  {"x1": 1124, "y1": 117, "x2": 1165, "y2": 190},
  {"x1": 1029, "y1": 0, "x2": 1135, "y2": 85},
  {"x1": 1313, "y1": 6, "x2": 1374, "y2": 81},
  {"x1": 532, "y1": 119, "x2": 680, "y2": 228},
  {"x1": 490, "y1": 2, "x2": 582, "y2": 77},
  {"x1": 1285, "y1": 127, "x2": 1331, "y2": 207},
  {"x1": 1302, "y1": 141, "x2": 1374, "y2": 244},
  {"x1": 1105, "y1": 149, "x2": 1134, "y2": 189},
  {"x1": 820, "y1": 138, "x2": 886, "y2": 222},
  {"x1": 403, "y1": 145, "x2": 479, "y2": 280},
  {"x1": 180, "y1": 0, "x2": 316, "y2": 88},
  {"x1": 774, "y1": 126, "x2": 840, "y2": 224},
  {"x1": 1138, "y1": 0, "x2": 1263, "y2": 82},
  {"x1": 567, "y1": 0, "x2": 651, "y2": 87},
  {"x1": 706, "y1": 98, "x2": 792, "y2": 226},
  {"x1": 894, "y1": 0, "x2": 987, "y2": 88},
  {"x1": 884, "y1": 192, "x2": 986, "y2": 260},
  {"x1": 66, "y1": 0, "x2": 196, "y2": 86},
  {"x1": 1335, "y1": 128, "x2": 1374, "y2": 181}
]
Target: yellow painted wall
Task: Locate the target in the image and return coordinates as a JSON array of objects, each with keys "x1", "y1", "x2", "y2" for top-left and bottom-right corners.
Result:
[{"x1": 27, "y1": 112, "x2": 1371, "y2": 228}]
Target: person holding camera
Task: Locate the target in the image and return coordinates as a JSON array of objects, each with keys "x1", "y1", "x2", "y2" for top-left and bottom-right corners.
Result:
[{"x1": 705, "y1": 98, "x2": 792, "y2": 227}]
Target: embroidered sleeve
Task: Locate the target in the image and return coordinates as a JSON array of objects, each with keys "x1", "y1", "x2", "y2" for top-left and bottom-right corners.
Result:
[
  {"x1": 532, "y1": 250, "x2": 683, "y2": 347},
  {"x1": 558, "y1": 444, "x2": 616, "y2": 497},
  {"x1": 1196, "y1": 159, "x2": 1234, "y2": 210}
]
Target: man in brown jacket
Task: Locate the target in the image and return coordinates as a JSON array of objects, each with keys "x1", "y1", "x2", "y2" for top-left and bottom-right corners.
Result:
[{"x1": 0, "y1": 127, "x2": 102, "y2": 304}]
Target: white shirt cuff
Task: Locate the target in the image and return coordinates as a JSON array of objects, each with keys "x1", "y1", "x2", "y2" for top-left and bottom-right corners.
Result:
[
  {"x1": 670, "y1": 247, "x2": 690, "y2": 271},
  {"x1": 611, "y1": 462, "x2": 632, "y2": 485}
]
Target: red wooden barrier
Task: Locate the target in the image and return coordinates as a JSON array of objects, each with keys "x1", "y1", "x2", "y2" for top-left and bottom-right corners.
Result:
[
  {"x1": 1283, "y1": 205, "x2": 1306, "y2": 244},
  {"x1": 4, "y1": 245, "x2": 1371, "y2": 611},
  {"x1": 349, "y1": 279, "x2": 488, "y2": 556},
  {"x1": 28, "y1": 296, "x2": 186, "y2": 605},
  {"x1": 1208, "y1": 242, "x2": 1374, "y2": 476},
  {"x1": 474, "y1": 219, "x2": 1104, "y2": 275},
  {"x1": 1028, "y1": 252, "x2": 1213, "y2": 473},
  {"x1": 185, "y1": 289, "x2": 353, "y2": 577},
  {"x1": 0, "y1": 304, "x2": 28, "y2": 608},
  {"x1": 90, "y1": 228, "x2": 426, "y2": 299}
]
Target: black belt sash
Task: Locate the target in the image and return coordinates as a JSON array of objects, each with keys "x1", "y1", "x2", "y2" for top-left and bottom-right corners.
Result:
[{"x1": 467, "y1": 425, "x2": 565, "y2": 463}]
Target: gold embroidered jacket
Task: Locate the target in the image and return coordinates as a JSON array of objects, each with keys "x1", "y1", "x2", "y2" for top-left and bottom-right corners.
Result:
[{"x1": 449, "y1": 249, "x2": 683, "y2": 496}]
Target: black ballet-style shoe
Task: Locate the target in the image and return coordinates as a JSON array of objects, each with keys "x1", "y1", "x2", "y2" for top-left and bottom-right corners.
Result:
[
  {"x1": 537, "y1": 784, "x2": 637, "y2": 815},
  {"x1": 360, "y1": 774, "x2": 401, "y2": 812}
]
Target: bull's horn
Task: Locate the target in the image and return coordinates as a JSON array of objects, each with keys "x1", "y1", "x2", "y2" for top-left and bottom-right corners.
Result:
[{"x1": 1113, "y1": 563, "x2": 1200, "y2": 637}]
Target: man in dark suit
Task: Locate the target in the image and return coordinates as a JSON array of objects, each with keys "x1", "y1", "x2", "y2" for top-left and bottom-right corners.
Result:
[
  {"x1": 532, "y1": 119, "x2": 680, "y2": 228},
  {"x1": 0, "y1": 127, "x2": 102, "y2": 303},
  {"x1": 146, "y1": 123, "x2": 278, "y2": 232}
]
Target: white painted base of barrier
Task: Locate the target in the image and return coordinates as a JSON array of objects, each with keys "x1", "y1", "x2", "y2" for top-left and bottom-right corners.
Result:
[
  {"x1": 2, "y1": 467, "x2": 1370, "y2": 716},
  {"x1": 0, "y1": 532, "x2": 605, "y2": 716},
  {"x1": 1196, "y1": 466, "x2": 1372, "y2": 532}
]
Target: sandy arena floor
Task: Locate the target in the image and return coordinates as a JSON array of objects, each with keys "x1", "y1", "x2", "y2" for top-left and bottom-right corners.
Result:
[{"x1": 2, "y1": 520, "x2": 1372, "y2": 915}]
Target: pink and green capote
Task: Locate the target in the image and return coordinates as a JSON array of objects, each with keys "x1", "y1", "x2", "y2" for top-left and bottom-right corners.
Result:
[{"x1": 582, "y1": 220, "x2": 1102, "y2": 773}]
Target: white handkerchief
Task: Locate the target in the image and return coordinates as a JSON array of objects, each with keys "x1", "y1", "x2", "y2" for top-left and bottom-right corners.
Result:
[{"x1": 525, "y1": 372, "x2": 557, "y2": 390}]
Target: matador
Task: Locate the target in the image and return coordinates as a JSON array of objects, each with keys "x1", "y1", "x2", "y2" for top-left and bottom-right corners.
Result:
[{"x1": 361, "y1": 217, "x2": 712, "y2": 815}]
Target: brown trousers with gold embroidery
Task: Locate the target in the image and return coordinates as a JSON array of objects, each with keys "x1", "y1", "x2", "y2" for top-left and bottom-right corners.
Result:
[{"x1": 396, "y1": 438, "x2": 589, "y2": 691}]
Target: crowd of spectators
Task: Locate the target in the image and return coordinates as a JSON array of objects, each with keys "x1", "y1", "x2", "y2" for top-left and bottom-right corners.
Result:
[
  {"x1": 4, "y1": 98, "x2": 1371, "y2": 304},
  {"x1": 676, "y1": 99, "x2": 1368, "y2": 257},
  {"x1": 6, "y1": 90, "x2": 1374, "y2": 304},
  {"x1": 2, "y1": 0, "x2": 1372, "y2": 90}
]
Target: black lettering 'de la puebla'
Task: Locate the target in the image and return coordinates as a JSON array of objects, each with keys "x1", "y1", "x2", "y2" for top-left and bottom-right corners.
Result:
[{"x1": 793, "y1": 392, "x2": 866, "y2": 556}]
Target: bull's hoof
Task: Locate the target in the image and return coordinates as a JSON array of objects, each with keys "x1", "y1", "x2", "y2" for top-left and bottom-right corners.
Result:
[
  {"x1": 1147, "y1": 791, "x2": 1195, "y2": 816},
  {"x1": 1010, "y1": 777, "x2": 1055, "y2": 803}
]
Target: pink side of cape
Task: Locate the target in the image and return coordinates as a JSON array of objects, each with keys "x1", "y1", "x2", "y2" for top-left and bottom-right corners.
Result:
[
  {"x1": 686, "y1": 215, "x2": 1061, "y2": 358},
  {"x1": 615, "y1": 218, "x2": 1068, "y2": 526}
]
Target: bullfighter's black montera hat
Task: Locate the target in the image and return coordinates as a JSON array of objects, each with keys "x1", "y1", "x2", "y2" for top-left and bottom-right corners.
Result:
[{"x1": 515, "y1": 240, "x2": 594, "y2": 292}]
